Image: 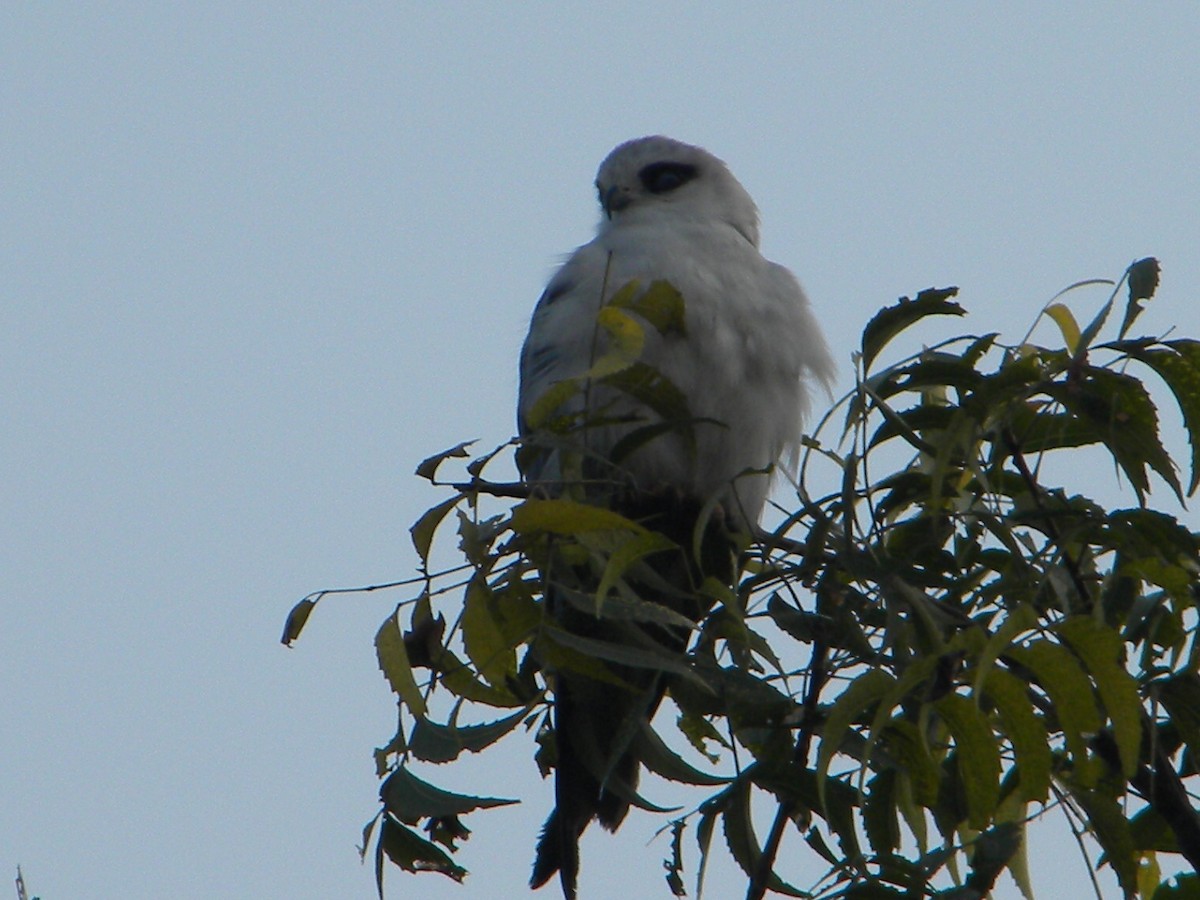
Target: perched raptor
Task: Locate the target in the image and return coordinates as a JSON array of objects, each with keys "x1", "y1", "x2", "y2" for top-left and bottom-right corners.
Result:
[{"x1": 518, "y1": 136, "x2": 834, "y2": 898}]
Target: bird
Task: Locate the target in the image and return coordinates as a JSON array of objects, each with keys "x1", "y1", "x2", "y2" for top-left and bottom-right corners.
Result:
[{"x1": 517, "y1": 136, "x2": 834, "y2": 899}]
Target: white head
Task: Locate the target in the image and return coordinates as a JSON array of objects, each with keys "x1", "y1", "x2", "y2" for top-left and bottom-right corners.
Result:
[{"x1": 594, "y1": 136, "x2": 761, "y2": 247}]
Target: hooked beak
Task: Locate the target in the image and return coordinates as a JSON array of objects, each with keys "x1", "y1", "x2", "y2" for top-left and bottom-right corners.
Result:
[{"x1": 602, "y1": 185, "x2": 632, "y2": 218}]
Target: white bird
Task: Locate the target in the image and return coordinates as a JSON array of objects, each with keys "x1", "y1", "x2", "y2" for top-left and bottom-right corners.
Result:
[{"x1": 518, "y1": 136, "x2": 834, "y2": 899}]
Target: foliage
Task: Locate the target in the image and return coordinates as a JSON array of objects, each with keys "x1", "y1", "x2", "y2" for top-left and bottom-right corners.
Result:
[{"x1": 284, "y1": 257, "x2": 1200, "y2": 899}]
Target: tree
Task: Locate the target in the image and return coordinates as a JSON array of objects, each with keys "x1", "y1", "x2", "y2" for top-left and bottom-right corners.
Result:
[{"x1": 284, "y1": 257, "x2": 1200, "y2": 899}]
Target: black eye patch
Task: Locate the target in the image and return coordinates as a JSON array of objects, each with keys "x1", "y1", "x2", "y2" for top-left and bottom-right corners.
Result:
[{"x1": 638, "y1": 161, "x2": 698, "y2": 194}]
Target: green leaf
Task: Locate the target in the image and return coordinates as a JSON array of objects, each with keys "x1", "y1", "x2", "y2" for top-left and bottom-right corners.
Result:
[
  {"x1": 415, "y1": 441, "x2": 475, "y2": 481},
  {"x1": 1057, "y1": 617, "x2": 1142, "y2": 778},
  {"x1": 376, "y1": 611, "x2": 427, "y2": 718},
  {"x1": 379, "y1": 765, "x2": 517, "y2": 822},
  {"x1": 543, "y1": 624, "x2": 701, "y2": 685},
  {"x1": 1070, "y1": 786, "x2": 1140, "y2": 896},
  {"x1": 594, "y1": 529, "x2": 678, "y2": 609},
  {"x1": 1007, "y1": 641, "x2": 1101, "y2": 783},
  {"x1": 586, "y1": 306, "x2": 646, "y2": 378},
  {"x1": 863, "y1": 769, "x2": 900, "y2": 856},
  {"x1": 861, "y1": 286, "x2": 963, "y2": 372},
  {"x1": 936, "y1": 693, "x2": 1001, "y2": 830},
  {"x1": 1156, "y1": 674, "x2": 1200, "y2": 761},
  {"x1": 817, "y1": 668, "x2": 896, "y2": 810},
  {"x1": 1121, "y1": 339, "x2": 1200, "y2": 494},
  {"x1": 880, "y1": 719, "x2": 941, "y2": 807},
  {"x1": 665, "y1": 818, "x2": 687, "y2": 897},
  {"x1": 462, "y1": 579, "x2": 516, "y2": 688},
  {"x1": 1043, "y1": 303, "x2": 1082, "y2": 355},
  {"x1": 635, "y1": 721, "x2": 731, "y2": 786},
  {"x1": 410, "y1": 495, "x2": 463, "y2": 562},
  {"x1": 980, "y1": 667, "x2": 1051, "y2": 803},
  {"x1": 720, "y1": 778, "x2": 808, "y2": 896},
  {"x1": 1120, "y1": 256, "x2": 1161, "y2": 338},
  {"x1": 609, "y1": 279, "x2": 687, "y2": 337},
  {"x1": 510, "y1": 497, "x2": 645, "y2": 536},
  {"x1": 280, "y1": 595, "x2": 317, "y2": 647},
  {"x1": 408, "y1": 707, "x2": 529, "y2": 764},
  {"x1": 375, "y1": 815, "x2": 466, "y2": 891},
  {"x1": 1043, "y1": 365, "x2": 1181, "y2": 503}
]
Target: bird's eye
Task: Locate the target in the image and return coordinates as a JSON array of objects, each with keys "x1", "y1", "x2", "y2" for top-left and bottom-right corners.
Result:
[{"x1": 639, "y1": 162, "x2": 698, "y2": 195}]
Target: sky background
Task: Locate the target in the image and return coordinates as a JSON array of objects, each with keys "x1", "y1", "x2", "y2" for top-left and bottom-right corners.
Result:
[{"x1": 4, "y1": 4, "x2": 1199, "y2": 899}]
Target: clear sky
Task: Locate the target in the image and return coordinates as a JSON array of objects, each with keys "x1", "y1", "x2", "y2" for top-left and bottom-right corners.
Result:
[{"x1": 4, "y1": 4, "x2": 1199, "y2": 899}]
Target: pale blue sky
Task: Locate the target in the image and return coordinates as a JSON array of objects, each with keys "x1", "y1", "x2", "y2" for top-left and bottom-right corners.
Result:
[{"x1": 4, "y1": 4, "x2": 1199, "y2": 899}]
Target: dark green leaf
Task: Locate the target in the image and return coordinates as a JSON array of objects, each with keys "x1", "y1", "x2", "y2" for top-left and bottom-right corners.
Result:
[
  {"x1": 936, "y1": 693, "x2": 1001, "y2": 830},
  {"x1": 410, "y1": 495, "x2": 463, "y2": 562},
  {"x1": 980, "y1": 667, "x2": 1051, "y2": 803},
  {"x1": 409, "y1": 707, "x2": 529, "y2": 764},
  {"x1": 379, "y1": 766, "x2": 516, "y2": 822},
  {"x1": 375, "y1": 814, "x2": 467, "y2": 884},
  {"x1": 1121, "y1": 340, "x2": 1200, "y2": 494},
  {"x1": 1120, "y1": 257, "x2": 1161, "y2": 338},
  {"x1": 1057, "y1": 617, "x2": 1142, "y2": 778},
  {"x1": 415, "y1": 441, "x2": 475, "y2": 481},
  {"x1": 861, "y1": 287, "x2": 963, "y2": 372}
]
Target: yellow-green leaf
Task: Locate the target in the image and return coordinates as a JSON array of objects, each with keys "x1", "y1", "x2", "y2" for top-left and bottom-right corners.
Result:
[
  {"x1": 410, "y1": 495, "x2": 462, "y2": 562},
  {"x1": 376, "y1": 611, "x2": 426, "y2": 718},
  {"x1": 462, "y1": 579, "x2": 516, "y2": 688},
  {"x1": 981, "y1": 667, "x2": 1051, "y2": 803},
  {"x1": 1008, "y1": 640, "x2": 1101, "y2": 785},
  {"x1": 1058, "y1": 617, "x2": 1142, "y2": 778},
  {"x1": 1044, "y1": 302, "x2": 1082, "y2": 355},
  {"x1": 936, "y1": 692, "x2": 1001, "y2": 830},
  {"x1": 510, "y1": 497, "x2": 645, "y2": 536}
]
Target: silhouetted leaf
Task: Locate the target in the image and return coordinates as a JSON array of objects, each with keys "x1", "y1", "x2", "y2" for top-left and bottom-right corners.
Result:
[{"x1": 861, "y1": 287, "x2": 962, "y2": 372}]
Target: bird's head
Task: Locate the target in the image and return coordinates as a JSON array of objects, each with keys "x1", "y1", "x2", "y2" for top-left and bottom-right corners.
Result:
[{"x1": 594, "y1": 136, "x2": 761, "y2": 246}]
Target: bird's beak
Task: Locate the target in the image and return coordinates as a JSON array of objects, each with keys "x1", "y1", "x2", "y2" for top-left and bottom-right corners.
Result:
[{"x1": 602, "y1": 185, "x2": 632, "y2": 218}]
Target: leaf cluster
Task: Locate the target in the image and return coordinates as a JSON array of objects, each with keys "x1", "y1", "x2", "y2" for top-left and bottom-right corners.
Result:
[{"x1": 285, "y1": 258, "x2": 1200, "y2": 899}]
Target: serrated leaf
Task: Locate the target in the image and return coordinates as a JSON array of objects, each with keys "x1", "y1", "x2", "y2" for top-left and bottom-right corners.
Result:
[
  {"x1": 1122, "y1": 340, "x2": 1200, "y2": 494},
  {"x1": 636, "y1": 721, "x2": 730, "y2": 786},
  {"x1": 1044, "y1": 365, "x2": 1181, "y2": 503},
  {"x1": 863, "y1": 769, "x2": 900, "y2": 856},
  {"x1": 1070, "y1": 785, "x2": 1139, "y2": 896},
  {"x1": 880, "y1": 719, "x2": 941, "y2": 807},
  {"x1": 936, "y1": 693, "x2": 1001, "y2": 829},
  {"x1": 379, "y1": 765, "x2": 517, "y2": 822},
  {"x1": 1057, "y1": 617, "x2": 1142, "y2": 778},
  {"x1": 817, "y1": 668, "x2": 896, "y2": 811},
  {"x1": 462, "y1": 579, "x2": 516, "y2": 688},
  {"x1": 415, "y1": 441, "x2": 475, "y2": 481},
  {"x1": 375, "y1": 815, "x2": 466, "y2": 891},
  {"x1": 410, "y1": 495, "x2": 462, "y2": 562},
  {"x1": 980, "y1": 667, "x2": 1051, "y2": 803},
  {"x1": 720, "y1": 778, "x2": 807, "y2": 896},
  {"x1": 861, "y1": 287, "x2": 963, "y2": 372},
  {"x1": 280, "y1": 595, "x2": 317, "y2": 647},
  {"x1": 665, "y1": 818, "x2": 687, "y2": 897},
  {"x1": 1007, "y1": 641, "x2": 1101, "y2": 784},
  {"x1": 376, "y1": 611, "x2": 427, "y2": 717},
  {"x1": 409, "y1": 707, "x2": 528, "y2": 763}
]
